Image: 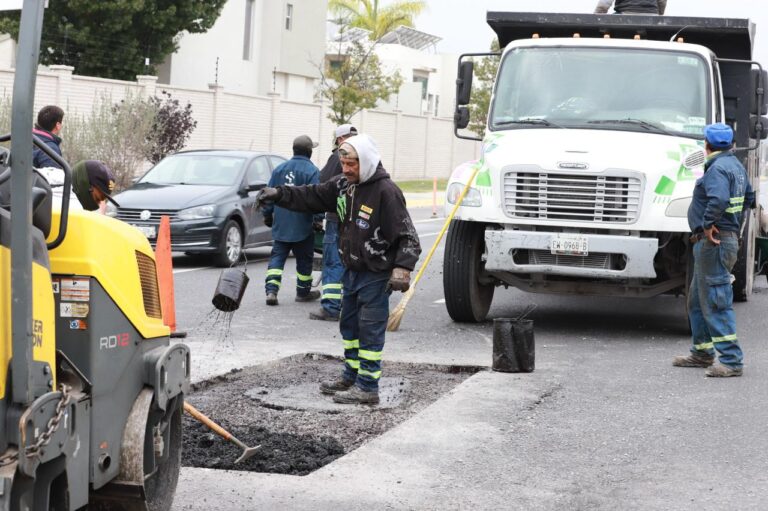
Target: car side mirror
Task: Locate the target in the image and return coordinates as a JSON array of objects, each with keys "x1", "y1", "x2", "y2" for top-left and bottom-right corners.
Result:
[{"x1": 245, "y1": 183, "x2": 266, "y2": 193}]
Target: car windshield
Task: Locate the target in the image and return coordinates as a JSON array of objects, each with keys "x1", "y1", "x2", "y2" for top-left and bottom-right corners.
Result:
[
  {"x1": 139, "y1": 154, "x2": 246, "y2": 186},
  {"x1": 490, "y1": 47, "x2": 710, "y2": 139}
]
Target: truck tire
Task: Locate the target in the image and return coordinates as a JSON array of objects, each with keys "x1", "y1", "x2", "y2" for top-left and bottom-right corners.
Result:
[
  {"x1": 732, "y1": 211, "x2": 755, "y2": 302},
  {"x1": 443, "y1": 220, "x2": 494, "y2": 322}
]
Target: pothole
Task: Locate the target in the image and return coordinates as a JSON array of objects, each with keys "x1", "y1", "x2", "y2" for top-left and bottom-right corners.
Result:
[{"x1": 182, "y1": 353, "x2": 483, "y2": 475}]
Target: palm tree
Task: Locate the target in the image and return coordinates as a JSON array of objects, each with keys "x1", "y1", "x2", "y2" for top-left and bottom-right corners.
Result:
[{"x1": 329, "y1": 0, "x2": 427, "y2": 40}]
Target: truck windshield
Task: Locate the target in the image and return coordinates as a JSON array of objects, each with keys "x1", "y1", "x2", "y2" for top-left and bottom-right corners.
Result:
[{"x1": 490, "y1": 47, "x2": 709, "y2": 138}]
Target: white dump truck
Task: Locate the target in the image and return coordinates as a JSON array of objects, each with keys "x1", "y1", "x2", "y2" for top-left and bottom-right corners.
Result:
[{"x1": 444, "y1": 12, "x2": 767, "y2": 323}]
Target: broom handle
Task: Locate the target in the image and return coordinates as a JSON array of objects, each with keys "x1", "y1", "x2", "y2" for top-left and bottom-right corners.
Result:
[{"x1": 410, "y1": 165, "x2": 482, "y2": 289}]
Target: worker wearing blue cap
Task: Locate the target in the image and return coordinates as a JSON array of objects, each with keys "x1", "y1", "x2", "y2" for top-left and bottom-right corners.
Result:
[{"x1": 673, "y1": 123, "x2": 754, "y2": 377}]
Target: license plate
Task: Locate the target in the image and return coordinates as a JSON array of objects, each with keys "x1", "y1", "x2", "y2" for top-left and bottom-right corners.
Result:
[
  {"x1": 131, "y1": 224, "x2": 157, "y2": 239},
  {"x1": 551, "y1": 235, "x2": 588, "y2": 256}
]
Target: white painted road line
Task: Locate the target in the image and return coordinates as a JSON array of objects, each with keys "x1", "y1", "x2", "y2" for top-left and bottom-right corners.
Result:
[
  {"x1": 433, "y1": 298, "x2": 446, "y2": 304},
  {"x1": 414, "y1": 217, "x2": 443, "y2": 224},
  {"x1": 418, "y1": 231, "x2": 443, "y2": 238},
  {"x1": 172, "y1": 257, "x2": 270, "y2": 274}
]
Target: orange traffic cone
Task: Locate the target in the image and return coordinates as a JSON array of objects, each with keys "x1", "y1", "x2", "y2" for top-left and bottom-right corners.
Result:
[{"x1": 155, "y1": 215, "x2": 187, "y2": 338}]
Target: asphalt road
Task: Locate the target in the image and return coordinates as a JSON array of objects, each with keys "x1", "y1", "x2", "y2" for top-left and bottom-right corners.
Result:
[{"x1": 170, "y1": 206, "x2": 768, "y2": 510}]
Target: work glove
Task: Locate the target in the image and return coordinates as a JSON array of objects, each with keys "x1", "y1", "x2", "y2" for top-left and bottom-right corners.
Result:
[
  {"x1": 263, "y1": 215, "x2": 273, "y2": 228},
  {"x1": 256, "y1": 187, "x2": 282, "y2": 208},
  {"x1": 387, "y1": 267, "x2": 411, "y2": 293}
]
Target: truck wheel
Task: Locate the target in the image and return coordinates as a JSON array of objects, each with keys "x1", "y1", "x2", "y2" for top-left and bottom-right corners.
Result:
[
  {"x1": 443, "y1": 220, "x2": 494, "y2": 322},
  {"x1": 732, "y1": 211, "x2": 755, "y2": 302},
  {"x1": 214, "y1": 220, "x2": 243, "y2": 267}
]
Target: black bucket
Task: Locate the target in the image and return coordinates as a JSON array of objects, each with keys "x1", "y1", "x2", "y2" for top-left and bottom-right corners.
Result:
[
  {"x1": 212, "y1": 268, "x2": 249, "y2": 312},
  {"x1": 492, "y1": 306, "x2": 536, "y2": 373}
]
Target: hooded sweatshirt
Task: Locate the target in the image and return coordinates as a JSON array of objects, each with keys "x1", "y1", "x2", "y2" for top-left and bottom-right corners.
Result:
[{"x1": 275, "y1": 134, "x2": 421, "y2": 273}]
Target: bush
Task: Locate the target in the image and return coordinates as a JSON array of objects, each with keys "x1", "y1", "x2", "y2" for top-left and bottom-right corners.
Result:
[{"x1": 144, "y1": 90, "x2": 198, "y2": 164}]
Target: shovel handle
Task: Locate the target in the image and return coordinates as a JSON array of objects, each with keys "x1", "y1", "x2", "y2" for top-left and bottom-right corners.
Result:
[{"x1": 184, "y1": 402, "x2": 232, "y2": 441}]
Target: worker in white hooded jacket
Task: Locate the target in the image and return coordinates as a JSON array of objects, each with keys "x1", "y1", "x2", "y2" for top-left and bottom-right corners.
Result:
[{"x1": 257, "y1": 134, "x2": 421, "y2": 405}]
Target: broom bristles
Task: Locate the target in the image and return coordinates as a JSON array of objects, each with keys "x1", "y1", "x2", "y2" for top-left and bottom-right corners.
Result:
[{"x1": 387, "y1": 287, "x2": 415, "y2": 331}]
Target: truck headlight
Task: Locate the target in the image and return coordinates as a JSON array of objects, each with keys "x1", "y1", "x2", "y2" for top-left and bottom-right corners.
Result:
[
  {"x1": 105, "y1": 202, "x2": 118, "y2": 217},
  {"x1": 665, "y1": 197, "x2": 691, "y2": 218},
  {"x1": 178, "y1": 204, "x2": 216, "y2": 220},
  {"x1": 446, "y1": 183, "x2": 483, "y2": 207}
]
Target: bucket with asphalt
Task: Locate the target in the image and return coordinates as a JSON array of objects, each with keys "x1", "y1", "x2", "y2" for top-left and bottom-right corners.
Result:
[{"x1": 492, "y1": 305, "x2": 536, "y2": 373}]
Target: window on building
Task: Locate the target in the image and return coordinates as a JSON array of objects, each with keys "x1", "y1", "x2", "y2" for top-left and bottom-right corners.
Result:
[
  {"x1": 413, "y1": 71, "x2": 429, "y2": 100},
  {"x1": 285, "y1": 3, "x2": 294, "y2": 31},
  {"x1": 243, "y1": 0, "x2": 255, "y2": 60}
]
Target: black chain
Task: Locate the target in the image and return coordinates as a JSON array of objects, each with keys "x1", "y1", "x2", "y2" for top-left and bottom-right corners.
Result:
[{"x1": 25, "y1": 384, "x2": 72, "y2": 459}]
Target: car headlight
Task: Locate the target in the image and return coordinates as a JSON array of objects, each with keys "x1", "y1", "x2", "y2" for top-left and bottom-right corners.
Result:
[
  {"x1": 446, "y1": 182, "x2": 482, "y2": 207},
  {"x1": 665, "y1": 197, "x2": 691, "y2": 218},
  {"x1": 178, "y1": 204, "x2": 216, "y2": 220},
  {"x1": 105, "y1": 202, "x2": 117, "y2": 217}
]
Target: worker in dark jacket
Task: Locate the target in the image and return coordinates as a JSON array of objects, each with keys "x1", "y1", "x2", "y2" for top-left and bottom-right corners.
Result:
[
  {"x1": 32, "y1": 105, "x2": 64, "y2": 169},
  {"x1": 258, "y1": 134, "x2": 421, "y2": 404},
  {"x1": 311, "y1": 123, "x2": 358, "y2": 322},
  {"x1": 673, "y1": 123, "x2": 754, "y2": 377},
  {"x1": 262, "y1": 135, "x2": 323, "y2": 306},
  {"x1": 594, "y1": 0, "x2": 666, "y2": 14}
]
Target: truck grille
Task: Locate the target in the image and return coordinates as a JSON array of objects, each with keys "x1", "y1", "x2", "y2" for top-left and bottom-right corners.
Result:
[
  {"x1": 116, "y1": 208, "x2": 179, "y2": 222},
  {"x1": 529, "y1": 250, "x2": 610, "y2": 269},
  {"x1": 503, "y1": 172, "x2": 642, "y2": 223}
]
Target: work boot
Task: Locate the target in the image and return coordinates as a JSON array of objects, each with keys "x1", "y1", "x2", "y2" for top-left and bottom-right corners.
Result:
[
  {"x1": 332, "y1": 386, "x2": 380, "y2": 405},
  {"x1": 705, "y1": 364, "x2": 743, "y2": 378},
  {"x1": 319, "y1": 378, "x2": 354, "y2": 395},
  {"x1": 266, "y1": 293, "x2": 278, "y2": 306},
  {"x1": 672, "y1": 353, "x2": 715, "y2": 368},
  {"x1": 295, "y1": 290, "x2": 321, "y2": 302},
  {"x1": 309, "y1": 307, "x2": 339, "y2": 321}
]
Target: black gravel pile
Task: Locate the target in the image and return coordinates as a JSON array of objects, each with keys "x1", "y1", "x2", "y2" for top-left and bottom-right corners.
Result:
[{"x1": 181, "y1": 354, "x2": 481, "y2": 475}]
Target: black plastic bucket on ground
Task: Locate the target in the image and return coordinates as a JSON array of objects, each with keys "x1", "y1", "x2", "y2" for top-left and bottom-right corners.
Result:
[
  {"x1": 492, "y1": 316, "x2": 535, "y2": 373},
  {"x1": 212, "y1": 268, "x2": 250, "y2": 312}
]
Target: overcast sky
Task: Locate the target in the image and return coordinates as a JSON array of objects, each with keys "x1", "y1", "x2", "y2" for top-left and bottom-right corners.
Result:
[{"x1": 408, "y1": 0, "x2": 766, "y2": 63}]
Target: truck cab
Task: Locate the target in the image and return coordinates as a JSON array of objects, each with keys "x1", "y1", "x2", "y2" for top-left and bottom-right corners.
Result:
[{"x1": 444, "y1": 13, "x2": 767, "y2": 323}]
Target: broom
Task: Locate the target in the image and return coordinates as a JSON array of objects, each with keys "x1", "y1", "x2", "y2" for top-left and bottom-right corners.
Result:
[{"x1": 387, "y1": 164, "x2": 483, "y2": 331}]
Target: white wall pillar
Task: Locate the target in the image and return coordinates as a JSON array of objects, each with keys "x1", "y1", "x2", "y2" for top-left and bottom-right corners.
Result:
[
  {"x1": 208, "y1": 83, "x2": 224, "y2": 147},
  {"x1": 136, "y1": 75, "x2": 158, "y2": 98},
  {"x1": 49, "y1": 64, "x2": 74, "y2": 107},
  {"x1": 268, "y1": 92, "x2": 281, "y2": 153}
]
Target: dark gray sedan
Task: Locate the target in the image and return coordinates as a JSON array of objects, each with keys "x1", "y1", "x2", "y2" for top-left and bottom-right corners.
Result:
[{"x1": 108, "y1": 150, "x2": 286, "y2": 266}]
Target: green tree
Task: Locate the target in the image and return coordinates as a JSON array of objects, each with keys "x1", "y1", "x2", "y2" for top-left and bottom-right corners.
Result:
[
  {"x1": 319, "y1": 40, "x2": 403, "y2": 125},
  {"x1": 329, "y1": 0, "x2": 426, "y2": 40},
  {"x1": 468, "y1": 39, "x2": 501, "y2": 137},
  {"x1": 0, "y1": 0, "x2": 225, "y2": 81}
]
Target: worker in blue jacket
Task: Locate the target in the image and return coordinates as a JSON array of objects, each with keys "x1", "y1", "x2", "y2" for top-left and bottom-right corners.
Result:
[
  {"x1": 673, "y1": 123, "x2": 754, "y2": 377},
  {"x1": 262, "y1": 135, "x2": 323, "y2": 306}
]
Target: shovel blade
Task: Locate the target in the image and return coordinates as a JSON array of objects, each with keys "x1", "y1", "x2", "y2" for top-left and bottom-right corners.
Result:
[{"x1": 234, "y1": 445, "x2": 261, "y2": 464}]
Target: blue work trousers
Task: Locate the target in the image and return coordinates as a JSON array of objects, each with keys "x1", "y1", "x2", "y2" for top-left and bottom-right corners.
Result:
[
  {"x1": 339, "y1": 270, "x2": 391, "y2": 392},
  {"x1": 321, "y1": 220, "x2": 344, "y2": 317},
  {"x1": 687, "y1": 236, "x2": 744, "y2": 368},
  {"x1": 265, "y1": 235, "x2": 314, "y2": 297}
]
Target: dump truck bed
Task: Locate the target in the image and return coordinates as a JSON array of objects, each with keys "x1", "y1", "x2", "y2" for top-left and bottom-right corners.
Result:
[{"x1": 487, "y1": 12, "x2": 755, "y2": 60}]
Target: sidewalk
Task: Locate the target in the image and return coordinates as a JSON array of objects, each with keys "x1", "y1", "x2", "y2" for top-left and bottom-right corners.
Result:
[{"x1": 404, "y1": 191, "x2": 445, "y2": 209}]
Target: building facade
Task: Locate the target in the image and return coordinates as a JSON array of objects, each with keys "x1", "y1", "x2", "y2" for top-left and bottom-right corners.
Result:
[{"x1": 157, "y1": 0, "x2": 327, "y2": 103}]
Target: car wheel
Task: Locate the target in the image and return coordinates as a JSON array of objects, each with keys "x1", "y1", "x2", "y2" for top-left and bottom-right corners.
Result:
[{"x1": 214, "y1": 220, "x2": 243, "y2": 267}]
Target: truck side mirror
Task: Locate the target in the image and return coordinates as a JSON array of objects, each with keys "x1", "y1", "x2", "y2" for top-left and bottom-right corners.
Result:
[
  {"x1": 751, "y1": 69, "x2": 768, "y2": 115},
  {"x1": 455, "y1": 106, "x2": 471, "y2": 130},
  {"x1": 456, "y1": 60, "x2": 474, "y2": 106},
  {"x1": 749, "y1": 115, "x2": 768, "y2": 140}
]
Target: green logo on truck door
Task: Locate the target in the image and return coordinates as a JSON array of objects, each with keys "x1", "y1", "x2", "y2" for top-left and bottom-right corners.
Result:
[{"x1": 653, "y1": 143, "x2": 702, "y2": 203}]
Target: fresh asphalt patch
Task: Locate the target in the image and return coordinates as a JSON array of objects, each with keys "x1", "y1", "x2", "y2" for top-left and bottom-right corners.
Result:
[{"x1": 181, "y1": 353, "x2": 482, "y2": 475}]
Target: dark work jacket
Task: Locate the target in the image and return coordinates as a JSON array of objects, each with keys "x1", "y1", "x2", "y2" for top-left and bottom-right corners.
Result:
[
  {"x1": 319, "y1": 149, "x2": 342, "y2": 222},
  {"x1": 276, "y1": 164, "x2": 422, "y2": 273},
  {"x1": 32, "y1": 127, "x2": 63, "y2": 169},
  {"x1": 687, "y1": 151, "x2": 755, "y2": 234},
  {"x1": 614, "y1": 0, "x2": 662, "y2": 13}
]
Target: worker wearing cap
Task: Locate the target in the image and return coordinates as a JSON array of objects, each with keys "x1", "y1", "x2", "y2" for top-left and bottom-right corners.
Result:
[
  {"x1": 72, "y1": 160, "x2": 120, "y2": 211},
  {"x1": 257, "y1": 134, "x2": 421, "y2": 405},
  {"x1": 311, "y1": 124, "x2": 358, "y2": 322},
  {"x1": 594, "y1": 0, "x2": 666, "y2": 14},
  {"x1": 673, "y1": 123, "x2": 754, "y2": 377},
  {"x1": 262, "y1": 135, "x2": 323, "y2": 306}
]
